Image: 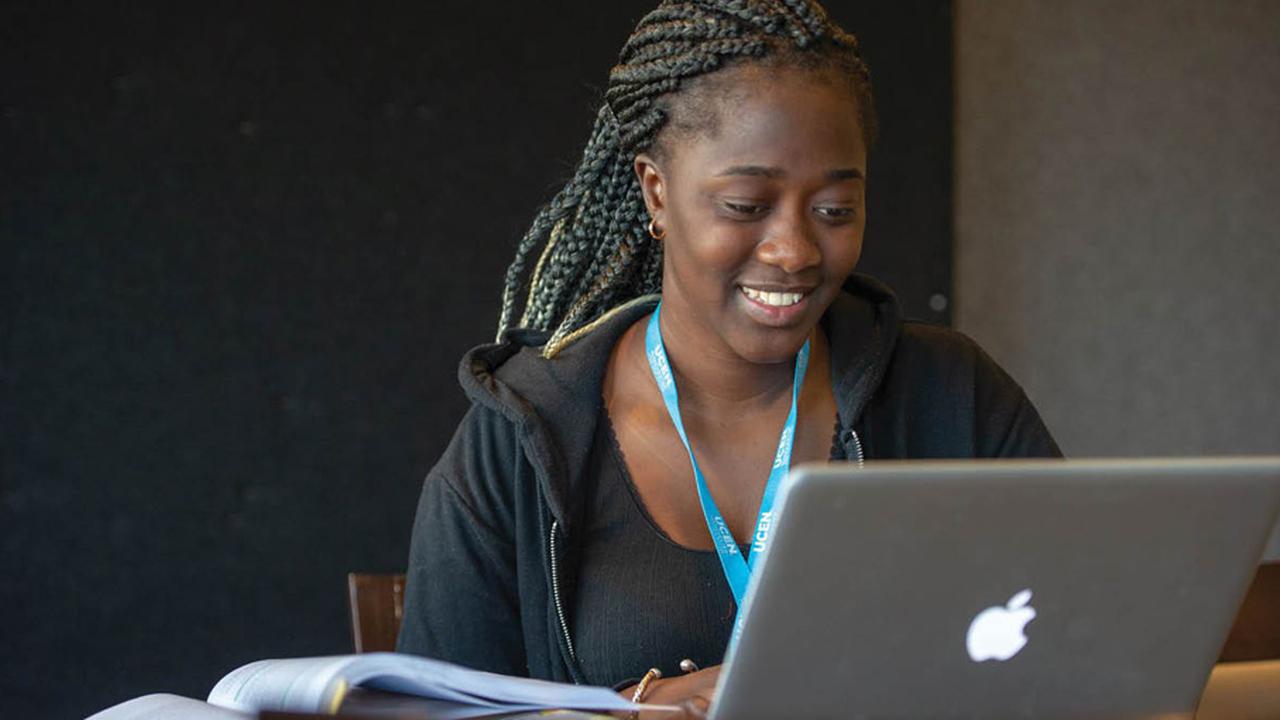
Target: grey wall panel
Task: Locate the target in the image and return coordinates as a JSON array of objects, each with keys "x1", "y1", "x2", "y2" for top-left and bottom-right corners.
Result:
[{"x1": 955, "y1": 0, "x2": 1280, "y2": 556}]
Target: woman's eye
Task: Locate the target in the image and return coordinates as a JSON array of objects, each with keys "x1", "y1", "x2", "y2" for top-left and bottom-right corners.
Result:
[
  {"x1": 815, "y1": 206, "x2": 857, "y2": 221},
  {"x1": 723, "y1": 201, "x2": 769, "y2": 217}
]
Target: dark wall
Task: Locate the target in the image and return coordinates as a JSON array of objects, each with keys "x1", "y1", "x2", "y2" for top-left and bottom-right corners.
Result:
[{"x1": 0, "y1": 2, "x2": 952, "y2": 716}]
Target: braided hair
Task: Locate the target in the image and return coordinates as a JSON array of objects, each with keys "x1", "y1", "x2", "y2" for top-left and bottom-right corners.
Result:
[{"x1": 497, "y1": 0, "x2": 877, "y2": 357}]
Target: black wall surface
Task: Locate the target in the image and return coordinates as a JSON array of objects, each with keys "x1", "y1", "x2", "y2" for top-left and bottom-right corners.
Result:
[{"x1": 0, "y1": 2, "x2": 953, "y2": 716}]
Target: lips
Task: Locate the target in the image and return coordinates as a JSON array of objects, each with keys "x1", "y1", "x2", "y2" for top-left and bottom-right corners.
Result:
[{"x1": 737, "y1": 283, "x2": 816, "y2": 326}]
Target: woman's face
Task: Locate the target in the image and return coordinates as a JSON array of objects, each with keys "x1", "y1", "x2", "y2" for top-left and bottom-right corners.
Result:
[{"x1": 636, "y1": 65, "x2": 868, "y2": 366}]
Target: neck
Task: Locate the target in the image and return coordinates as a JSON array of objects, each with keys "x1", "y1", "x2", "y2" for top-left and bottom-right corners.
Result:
[{"x1": 655, "y1": 306, "x2": 801, "y2": 416}]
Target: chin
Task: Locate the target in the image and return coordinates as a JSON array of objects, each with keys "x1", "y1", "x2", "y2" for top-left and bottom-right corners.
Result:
[
  {"x1": 734, "y1": 295, "x2": 833, "y2": 363},
  {"x1": 729, "y1": 327, "x2": 814, "y2": 366}
]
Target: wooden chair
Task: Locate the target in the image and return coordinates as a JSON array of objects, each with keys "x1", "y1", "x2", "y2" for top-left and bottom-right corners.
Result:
[
  {"x1": 347, "y1": 573, "x2": 406, "y2": 653},
  {"x1": 1219, "y1": 561, "x2": 1280, "y2": 662}
]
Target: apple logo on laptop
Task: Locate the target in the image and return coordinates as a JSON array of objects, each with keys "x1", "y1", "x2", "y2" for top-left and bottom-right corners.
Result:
[{"x1": 965, "y1": 589, "x2": 1036, "y2": 662}]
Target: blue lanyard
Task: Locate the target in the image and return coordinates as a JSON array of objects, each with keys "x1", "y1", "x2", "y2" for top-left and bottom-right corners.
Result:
[{"x1": 644, "y1": 303, "x2": 810, "y2": 607}]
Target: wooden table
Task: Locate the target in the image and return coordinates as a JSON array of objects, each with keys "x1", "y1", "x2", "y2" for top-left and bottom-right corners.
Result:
[{"x1": 1195, "y1": 660, "x2": 1280, "y2": 720}]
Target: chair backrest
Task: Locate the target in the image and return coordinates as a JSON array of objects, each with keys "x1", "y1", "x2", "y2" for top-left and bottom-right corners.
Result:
[
  {"x1": 1220, "y1": 561, "x2": 1280, "y2": 662},
  {"x1": 347, "y1": 572, "x2": 406, "y2": 653}
]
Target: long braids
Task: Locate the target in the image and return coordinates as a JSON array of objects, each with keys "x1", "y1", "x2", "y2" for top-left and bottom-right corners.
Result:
[{"x1": 496, "y1": 0, "x2": 876, "y2": 357}]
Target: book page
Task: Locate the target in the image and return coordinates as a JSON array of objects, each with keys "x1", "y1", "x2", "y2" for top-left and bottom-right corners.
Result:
[
  {"x1": 87, "y1": 694, "x2": 249, "y2": 720},
  {"x1": 340, "y1": 686, "x2": 618, "y2": 719},
  {"x1": 208, "y1": 656, "x2": 357, "y2": 713},
  {"x1": 344, "y1": 652, "x2": 644, "y2": 712},
  {"x1": 208, "y1": 653, "x2": 661, "y2": 714},
  {"x1": 340, "y1": 688, "x2": 548, "y2": 720}
]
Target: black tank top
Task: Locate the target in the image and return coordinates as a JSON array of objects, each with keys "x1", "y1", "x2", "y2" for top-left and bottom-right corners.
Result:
[
  {"x1": 571, "y1": 409, "x2": 846, "y2": 686},
  {"x1": 570, "y1": 412, "x2": 744, "y2": 686}
]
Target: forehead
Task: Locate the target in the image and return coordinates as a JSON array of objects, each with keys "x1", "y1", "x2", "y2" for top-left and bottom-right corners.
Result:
[{"x1": 661, "y1": 65, "x2": 867, "y2": 178}]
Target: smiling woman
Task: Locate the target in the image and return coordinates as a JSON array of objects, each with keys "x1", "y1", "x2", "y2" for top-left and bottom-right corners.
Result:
[{"x1": 396, "y1": 2, "x2": 1060, "y2": 718}]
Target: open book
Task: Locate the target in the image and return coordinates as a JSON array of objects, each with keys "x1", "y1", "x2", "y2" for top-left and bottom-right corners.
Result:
[{"x1": 88, "y1": 652, "x2": 665, "y2": 720}]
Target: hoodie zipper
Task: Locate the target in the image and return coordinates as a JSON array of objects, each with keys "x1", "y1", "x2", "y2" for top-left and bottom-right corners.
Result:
[
  {"x1": 548, "y1": 520, "x2": 578, "y2": 669},
  {"x1": 849, "y1": 428, "x2": 865, "y2": 466}
]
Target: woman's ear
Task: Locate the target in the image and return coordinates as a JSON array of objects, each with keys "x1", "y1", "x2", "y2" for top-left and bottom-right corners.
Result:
[{"x1": 633, "y1": 153, "x2": 667, "y2": 218}]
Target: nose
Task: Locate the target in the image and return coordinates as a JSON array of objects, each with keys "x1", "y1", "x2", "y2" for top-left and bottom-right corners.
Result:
[{"x1": 756, "y1": 211, "x2": 822, "y2": 275}]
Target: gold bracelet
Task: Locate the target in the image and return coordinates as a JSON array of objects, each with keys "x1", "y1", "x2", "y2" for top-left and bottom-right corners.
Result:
[{"x1": 628, "y1": 667, "x2": 662, "y2": 719}]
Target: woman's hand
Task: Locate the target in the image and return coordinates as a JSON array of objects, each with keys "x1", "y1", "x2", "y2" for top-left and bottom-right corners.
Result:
[{"x1": 618, "y1": 665, "x2": 721, "y2": 720}]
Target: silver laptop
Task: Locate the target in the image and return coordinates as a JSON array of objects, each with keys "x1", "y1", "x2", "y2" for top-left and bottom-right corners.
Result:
[{"x1": 711, "y1": 457, "x2": 1280, "y2": 720}]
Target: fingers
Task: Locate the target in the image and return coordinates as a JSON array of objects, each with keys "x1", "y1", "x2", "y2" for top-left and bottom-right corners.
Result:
[
  {"x1": 631, "y1": 664, "x2": 721, "y2": 719},
  {"x1": 637, "y1": 697, "x2": 707, "y2": 720},
  {"x1": 680, "y1": 695, "x2": 711, "y2": 718}
]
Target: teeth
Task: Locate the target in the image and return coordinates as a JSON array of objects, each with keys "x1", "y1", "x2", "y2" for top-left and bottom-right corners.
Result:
[{"x1": 741, "y1": 286, "x2": 805, "y2": 307}]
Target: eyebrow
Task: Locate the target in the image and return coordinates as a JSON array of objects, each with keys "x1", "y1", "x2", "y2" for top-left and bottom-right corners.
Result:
[{"x1": 716, "y1": 165, "x2": 865, "y2": 181}]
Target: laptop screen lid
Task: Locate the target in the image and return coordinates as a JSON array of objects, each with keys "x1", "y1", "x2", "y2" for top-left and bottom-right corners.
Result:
[{"x1": 710, "y1": 457, "x2": 1280, "y2": 720}]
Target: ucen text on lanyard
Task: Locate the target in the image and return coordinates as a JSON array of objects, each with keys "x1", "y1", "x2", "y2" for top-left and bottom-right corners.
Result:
[{"x1": 644, "y1": 302, "x2": 810, "y2": 608}]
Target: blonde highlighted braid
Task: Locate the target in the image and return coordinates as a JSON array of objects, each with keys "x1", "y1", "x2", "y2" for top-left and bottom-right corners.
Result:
[{"x1": 496, "y1": 0, "x2": 876, "y2": 358}]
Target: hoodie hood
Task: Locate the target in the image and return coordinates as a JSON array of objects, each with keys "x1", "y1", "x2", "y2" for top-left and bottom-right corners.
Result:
[{"x1": 456, "y1": 272, "x2": 903, "y2": 534}]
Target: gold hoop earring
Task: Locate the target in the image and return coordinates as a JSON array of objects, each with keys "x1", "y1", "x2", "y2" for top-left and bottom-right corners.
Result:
[{"x1": 647, "y1": 217, "x2": 667, "y2": 241}]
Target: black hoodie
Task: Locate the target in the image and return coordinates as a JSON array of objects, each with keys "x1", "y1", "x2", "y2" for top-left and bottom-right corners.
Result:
[{"x1": 396, "y1": 275, "x2": 1060, "y2": 682}]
